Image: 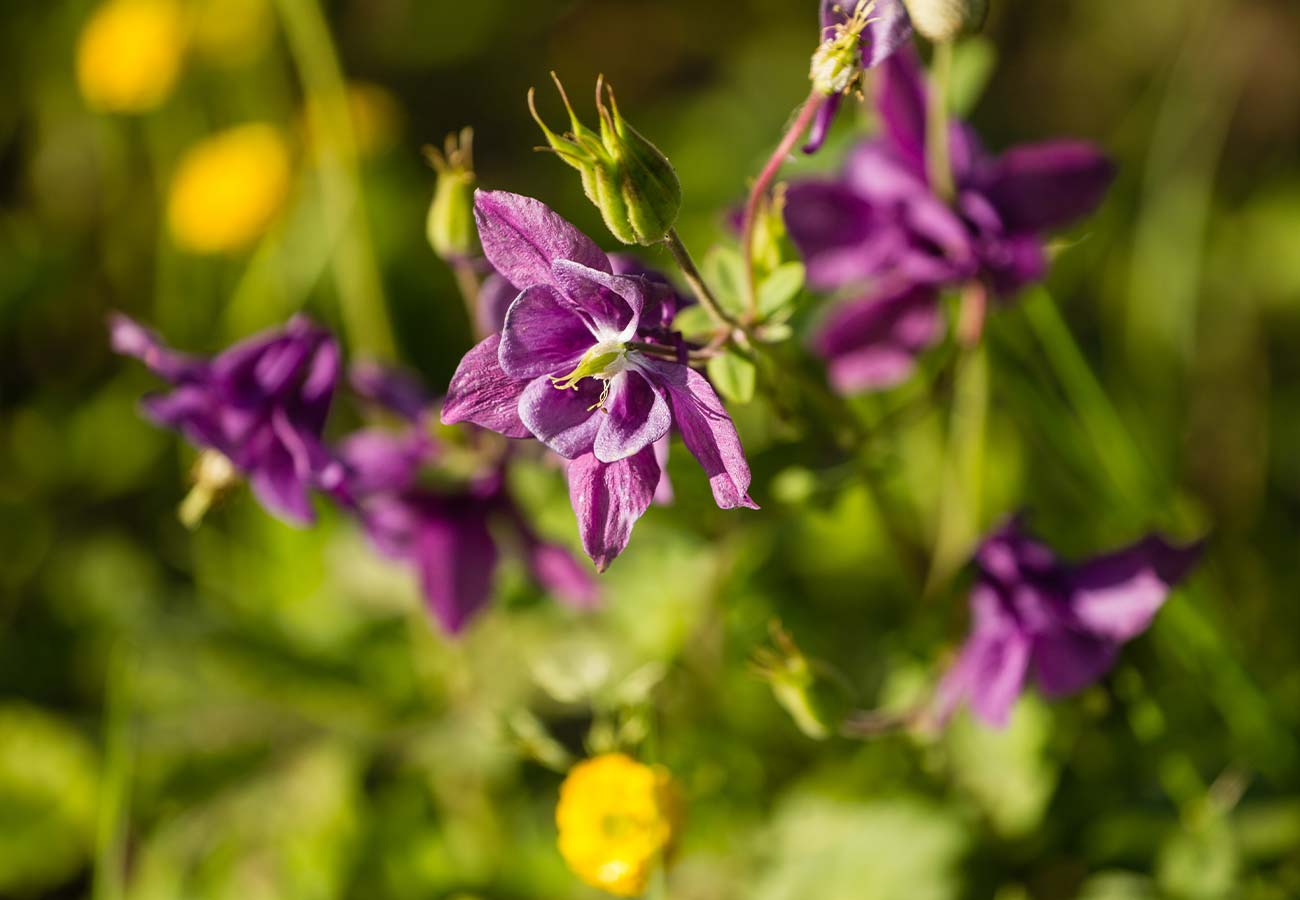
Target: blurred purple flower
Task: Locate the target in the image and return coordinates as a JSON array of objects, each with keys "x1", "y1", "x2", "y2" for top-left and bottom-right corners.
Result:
[
  {"x1": 109, "y1": 313, "x2": 343, "y2": 525},
  {"x1": 932, "y1": 517, "x2": 1202, "y2": 728},
  {"x1": 337, "y1": 364, "x2": 596, "y2": 633},
  {"x1": 805, "y1": 0, "x2": 914, "y2": 154},
  {"x1": 441, "y1": 190, "x2": 755, "y2": 570},
  {"x1": 786, "y1": 49, "x2": 1115, "y2": 392}
]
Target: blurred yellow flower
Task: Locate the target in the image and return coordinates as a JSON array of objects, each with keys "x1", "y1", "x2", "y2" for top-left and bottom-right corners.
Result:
[
  {"x1": 190, "y1": 0, "x2": 274, "y2": 68},
  {"x1": 76, "y1": 0, "x2": 185, "y2": 113},
  {"x1": 556, "y1": 753, "x2": 681, "y2": 897},
  {"x1": 167, "y1": 124, "x2": 292, "y2": 254}
]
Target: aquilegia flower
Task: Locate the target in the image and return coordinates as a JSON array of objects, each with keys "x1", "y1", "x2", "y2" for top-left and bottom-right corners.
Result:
[
  {"x1": 786, "y1": 48, "x2": 1115, "y2": 392},
  {"x1": 110, "y1": 313, "x2": 342, "y2": 525},
  {"x1": 337, "y1": 363, "x2": 596, "y2": 633},
  {"x1": 556, "y1": 753, "x2": 682, "y2": 897},
  {"x1": 442, "y1": 189, "x2": 755, "y2": 570},
  {"x1": 805, "y1": 0, "x2": 914, "y2": 154},
  {"x1": 932, "y1": 517, "x2": 1202, "y2": 728}
]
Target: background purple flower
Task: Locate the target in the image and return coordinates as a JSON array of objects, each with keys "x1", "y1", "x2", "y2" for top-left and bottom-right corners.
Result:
[
  {"x1": 932, "y1": 517, "x2": 1202, "y2": 728},
  {"x1": 110, "y1": 313, "x2": 342, "y2": 525}
]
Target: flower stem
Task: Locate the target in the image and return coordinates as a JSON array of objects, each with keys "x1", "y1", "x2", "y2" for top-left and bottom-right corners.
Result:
[
  {"x1": 664, "y1": 227, "x2": 741, "y2": 332},
  {"x1": 740, "y1": 89, "x2": 826, "y2": 315},
  {"x1": 926, "y1": 41, "x2": 956, "y2": 203},
  {"x1": 451, "y1": 259, "x2": 483, "y2": 339}
]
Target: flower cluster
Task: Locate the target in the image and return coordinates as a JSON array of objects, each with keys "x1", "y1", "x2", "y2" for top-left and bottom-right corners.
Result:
[
  {"x1": 786, "y1": 49, "x2": 1115, "y2": 392},
  {"x1": 111, "y1": 315, "x2": 594, "y2": 633}
]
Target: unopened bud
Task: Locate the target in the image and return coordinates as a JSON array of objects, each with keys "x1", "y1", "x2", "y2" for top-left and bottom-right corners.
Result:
[
  {"x1": 902, "y1": 0, "x2": 987, "y2": 43},
  {"x1": 530, "y1": 74, "x2": 681, "y2": 246},
  {"x1": 425, "y1": 127, "x2": 478, "y2": 261},
  {"x1": 752, "y1": 622, "x2": 852, "y2": 740}
]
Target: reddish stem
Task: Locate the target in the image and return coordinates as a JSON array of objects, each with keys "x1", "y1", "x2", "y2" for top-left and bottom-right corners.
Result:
[{"x1": 740, "y1": 90, "x2": 827, "y2": 317}]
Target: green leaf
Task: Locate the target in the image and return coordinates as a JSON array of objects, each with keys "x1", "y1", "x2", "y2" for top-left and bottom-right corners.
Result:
[
  {"x1": 951, "y1": 37, "x2": 997, "y2": 117},
  {"x1": 757, "y1": 261, "x2": 805, "y2": 320},
  {"x1": 701, "y1": 245, "x2": 748, "y2": 318},
  {"x1": 707, "y1": 349, "x2": 757, "y2": 405},
  {"x1": 670, "y1": 304, "x2": 714, "y2": 337}
]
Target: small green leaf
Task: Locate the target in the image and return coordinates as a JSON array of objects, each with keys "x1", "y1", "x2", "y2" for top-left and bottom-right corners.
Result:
[
  {"x1": 702, "y1": 245, "x2": 748, "y2": 317},
  {"x1": 757, "y1": 262, "x2": 806, "y2": 319},
  {"x1": 951, "y1": 37, "x2": 997, "y2": 117},
  {"x1": 670, "y1": 304, "x2": 714, "y2": 337},
  {"x1": 708, "y1": 349, "x2": 757, "y2": 405}
]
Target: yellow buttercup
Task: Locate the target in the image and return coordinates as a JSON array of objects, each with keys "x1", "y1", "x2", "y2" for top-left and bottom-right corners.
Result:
[{"x1": 76, "y1": 0, "x2": 185, "y2": 113}]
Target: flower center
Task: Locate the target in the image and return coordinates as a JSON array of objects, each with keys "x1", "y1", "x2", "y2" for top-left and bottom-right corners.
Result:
[
  {"x1": 810, "y1": 1, "x2": 877, "y2": 96},
  {"x1": 549, "y1": 341, "x2": 629, "y2": 412}
]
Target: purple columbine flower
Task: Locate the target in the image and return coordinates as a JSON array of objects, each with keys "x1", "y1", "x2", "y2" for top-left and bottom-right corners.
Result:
[
  {"x1": 932, "y1": 517, "x2": 1202, "y2": 728},
  {"x1": 109, "y1": 313, "x2": 343, "y2": 525},
  {"x1": 337, "y1": 363, "x2": 597, "y2": 633},
  {"x1": 441, "y1": 190, "x2": 755, "y2": 570},
  {"x1": 786, "y1": 48, "x2": 1116, "y2": 392},
  {"x1": 805, "y1": 0, "x2": 914, "y2": 154}
]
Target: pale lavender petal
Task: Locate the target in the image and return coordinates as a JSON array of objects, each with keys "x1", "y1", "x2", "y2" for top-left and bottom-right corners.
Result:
[
  {"x1": 1067, "y1": 535, "x2": 1202, "y2": 643},
  {"x1": 550, "y1": 259, "x2": 644, "y2": 341},
  {"x1": 473, "y1": 189, "x2": 610, "y2": 291},
  {"x1": 108, "y1": 313, "x2": 205, "y2": 382},
  {"x1": 518, "y1": 376, "x2": 603, "y2": 459},
  {"x1": 415, "y1": 505, "x2": 498, "y2": 634},
  {"x1": 982, "y1": 141, "x2": 1116, "y2": 233},
  {"x1": 498, "y1": 285, "x2": 593, "y2": 379},
  {"x1": 441, "y1": 334, "x2": 531, "y2": 438},
  {"x1": 527, "y1": 542, "x2": 600, "y2": 609},
  {"x1": 876, "y1": 47, "x2": 928, "y2": 177},
  {"x1": 641, "y1": 360, "x2": 757, "y2": 510},
  {"x1": 784, "y1": 180, "x2": 911, "y2": 290},
  {"x1": 337, "y1": 428, "x2": 429, "y2": 497},
  {"x1": 593, "y1": 369, "x2": 672, "y2": 464},
  {"x1": 844, "y1": 141, "x2": 929, "y2": 203},
  {"x1": 811, "y1": 284, "x2": 943, "y2": 393},
  {"x1": 567, "y1": 446, "x2": 661, "y2": 572}
]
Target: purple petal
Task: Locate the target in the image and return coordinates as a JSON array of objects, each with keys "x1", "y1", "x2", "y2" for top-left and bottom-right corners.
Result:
[
  {"x1": 981, "y1": 141, "x2": 1116, "y2": 233},
  {"x1": 473, "y1": 189, "x2": 610, "y2": 291},
  {"x1": 1030, "y1": 627, "x2": 1117, "y2": 698},
  {"x1": 527, "y1": 541, "x2": 600, "y2": 609},
  {"x1": 784, "y1": 180, "x2": 912, "y2": 290},
  {"x1": 336, "y1": 428, "x2": 430, "y2": 498},
  {"x1": 1067, "y1": 535, "x2": 1202, "y2": 643},
  {"x1": 802, "y1": 93, "x2": 843, "y2": 156},
  {"x1": 349, "y1": 361, "x2": 430, "y2": 422},
  {"x1": 498, "y1": 285, "x2": 594, "y2": 379},
  {"x1": 108, "y1": 313, "x2": 205, "y2": 382},
  {"x1": 477, "y1": 271, "x2": 519, "y2": 336},
  {"x1": 414, "y1": 503, "x2": 498, "y2": 634},
  {"x1": 246, "y1": 424, "x2": 315, "y2": 526},
  {"x1": 818, "y1": 0, "x2": 913, "y2": 68},
  {"x1": 640, "y1": 360, "x2": 757, "y2": 510},
  {"x1": 441, "y1": 335, "x2": 531, "y2": 438},
  {"x1": 566, "y1": 446, "x2": 661, "y2": 572},
  {"x1": 593, "y1": 368, "x2": 672, "y2": 464},
  {"x1": 875, "y1": 47, "x2": 929, "y2": 177},
  {"x1": 843, "y1": 141, "x2": 929, "y2": 203},
  {"x1": 550, "y1": 259, "x2": 645, "y2": 341},
  {"x1": 934, "y1": 585, "x2": 1032, "y2": 728},
  {"x1": 518, "y1": 376, "x2": 603, "y2": 459},
  {"x1": 811, "y1": 284, "x2": 943, "y2": 393},
  {"x1": 140, "y1": 385, "x2": 225, "y2": 450}
]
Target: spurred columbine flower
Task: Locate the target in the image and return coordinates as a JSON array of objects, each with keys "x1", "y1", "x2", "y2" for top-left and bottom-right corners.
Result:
[
  {"x1": 805, "y1": 0, "x2": 914, "y2": 154},
  {"x1": 786, "y1": 48, "x2": 1115, "y2": 391},
  {"x1": 110, "y1": 313, "x2": 342, "y2": 525},
  {"x1": 441, "y1": 190, "x2": 755, "y2": 570},
  {"x1": 530, "y1": 75, "x2": 682, "y2": 246},
  {"x1": 932, "y1": 518, "x2": 1202, "y2": 728},
  {"x1": 337, "y1": 363, "x2": 596, "y2": 633},
  {"x1": 556, "y1": 753, "x2": 682, "y2": 897}
]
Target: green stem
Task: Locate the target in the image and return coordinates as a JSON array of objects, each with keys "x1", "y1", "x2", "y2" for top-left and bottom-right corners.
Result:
[
  {"x1": 92, "y1": 644, "x2": 134, "y2": 900},
  {"x1": 273, "y1": 0, "x2": 397, "y2": 360},
  {"x1": 451, "y1": 259, "x2": 483, "y2": 339},
  {"x1": 664, "y1": 228, "x2": 741, "y2": 332},
  {"x1": 926, "y1": 41, "x2": 956, "y2": 203}
]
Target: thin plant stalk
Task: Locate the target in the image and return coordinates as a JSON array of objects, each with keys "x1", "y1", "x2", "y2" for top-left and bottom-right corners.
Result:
[{"x1": 926, "y1": 41, "x2": 956, "y2": 203}]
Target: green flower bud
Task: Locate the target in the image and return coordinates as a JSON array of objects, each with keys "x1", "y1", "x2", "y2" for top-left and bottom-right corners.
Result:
[
  {"x1": 752, "y1": 622, "x2": 853, "y2": 740},
  {"x1": 529, "y1": 74, "x2": 682, "y2": 246},
  {"x1": 424, "y1": 127, "x2": 478, "y2": 261},
  {"x1": 902, "y1": 0, "x2": 988, "y2": 43}
]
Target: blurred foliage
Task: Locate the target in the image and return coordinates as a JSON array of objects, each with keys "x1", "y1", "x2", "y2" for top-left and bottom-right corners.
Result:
[{"x1": 2, "y1": 0, "x2": 1300, "y2": 898}]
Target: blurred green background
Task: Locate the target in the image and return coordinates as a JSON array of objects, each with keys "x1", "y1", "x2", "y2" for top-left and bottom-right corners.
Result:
[{"x1": 3, "y1": 0, "x2": 1300, "y2": 897}]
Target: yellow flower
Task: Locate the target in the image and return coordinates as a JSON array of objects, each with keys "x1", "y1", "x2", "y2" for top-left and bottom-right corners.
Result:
[
  {"x1": 167, "y1": 124, "x2": 292, "y2": 254},
  {"x1": 76, "y1": 0, "x2": 186, "y2": 113},
  {"x1": 556, "y1": 753, "x2": 681, "y2": 897}
]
